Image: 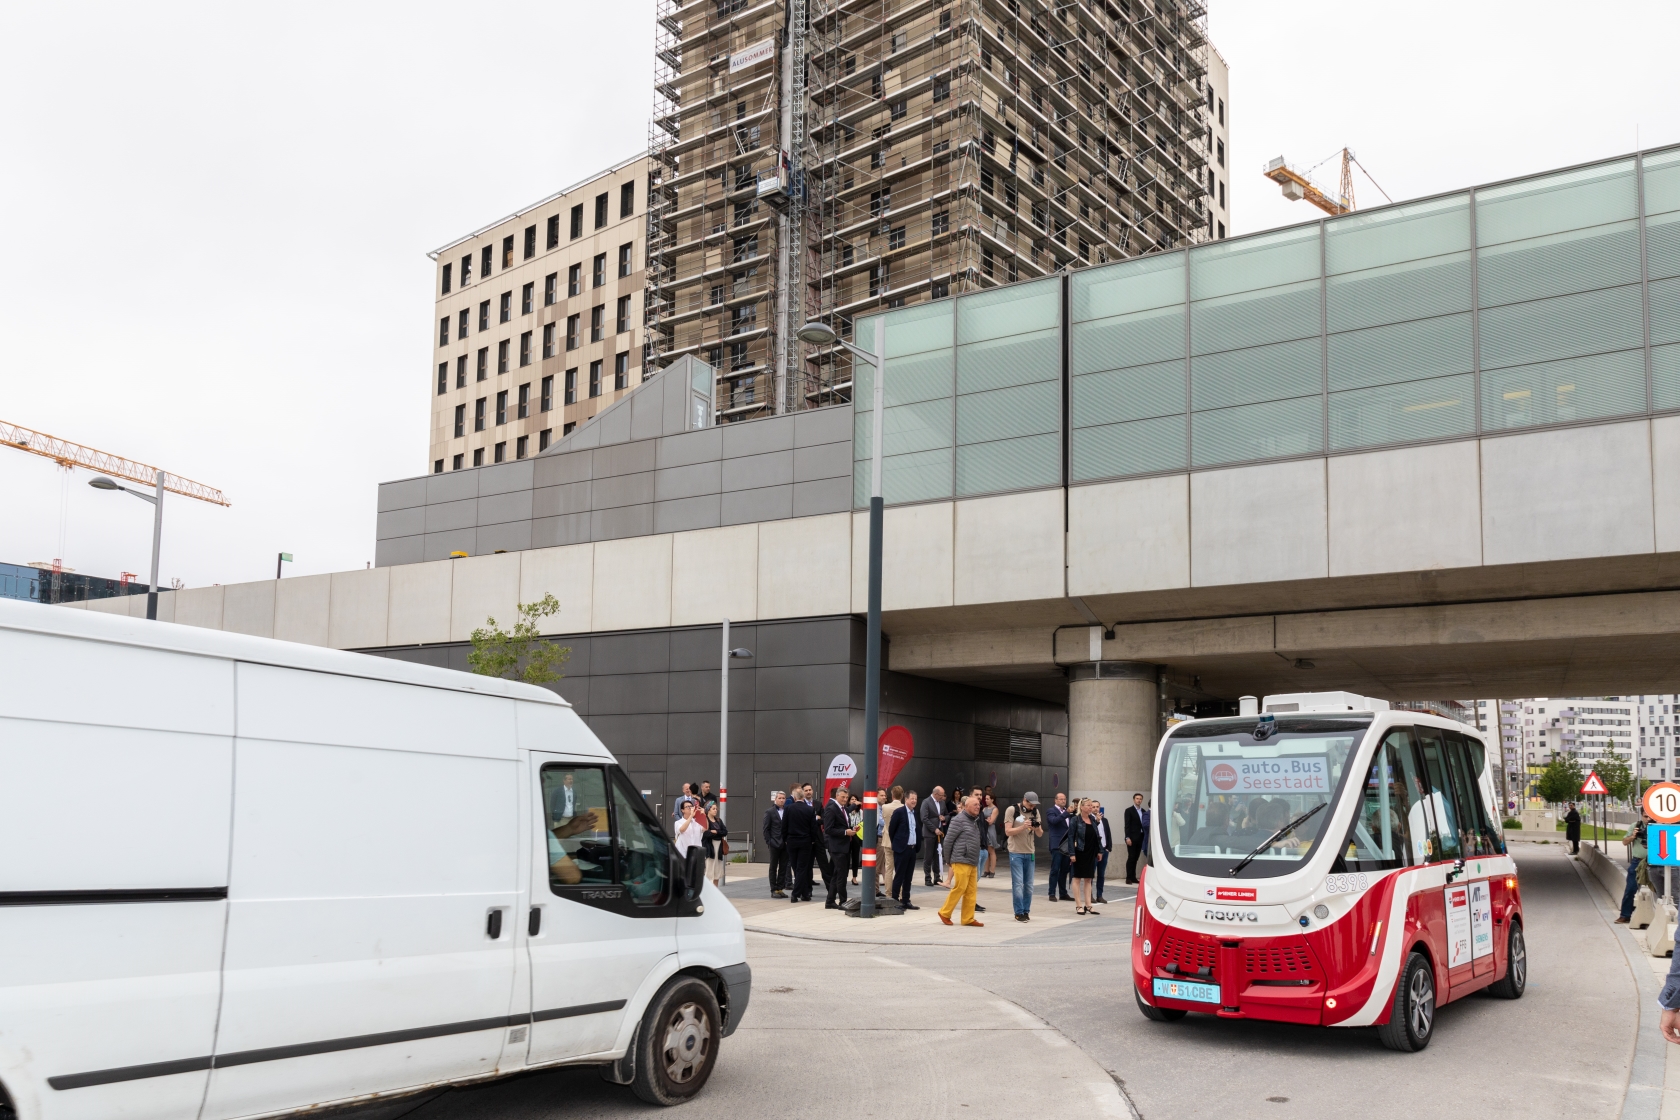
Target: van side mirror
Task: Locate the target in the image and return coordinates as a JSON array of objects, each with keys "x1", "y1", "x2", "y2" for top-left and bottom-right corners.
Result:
[{"x1": 683, "y1": 847, "x2": 707, "y2": 900}]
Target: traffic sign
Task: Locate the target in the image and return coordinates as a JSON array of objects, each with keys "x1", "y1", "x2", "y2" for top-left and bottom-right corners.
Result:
[
  {"x1": 1646, "y1": 782, "x2": 1680, "y2": 824},
  {"x1": 1580, "y1": 770, "x2": 1609, "y2": 796},
  {"x1": 1649, "y1": 824, "x2": 1680, "y2": 866}
]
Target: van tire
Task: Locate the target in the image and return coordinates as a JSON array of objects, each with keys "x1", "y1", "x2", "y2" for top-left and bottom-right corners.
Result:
[
  {"x1": 1135, "y1": 984, "x2": 1188, "y2": 1022},
  {"x1": 1377, "y1": 952, "x2": 1436, "y2": 1052},
  {"x1": 1487, "y1": 921, "x2": 1527, "y2": 1000},
  {"x1": 630, "y1": 975, "x2": 722, "y2": 1106}
]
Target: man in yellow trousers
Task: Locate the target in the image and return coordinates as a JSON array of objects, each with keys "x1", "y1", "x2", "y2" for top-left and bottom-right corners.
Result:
[{"x1": 938, "y1": 794, "x2": 985, "y2": 927}]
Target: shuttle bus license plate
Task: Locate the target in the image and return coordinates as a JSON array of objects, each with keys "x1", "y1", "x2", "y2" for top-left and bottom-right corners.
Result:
[{"x1": 1154, "y1": 978, "x2": 1220, "y2": 1004}]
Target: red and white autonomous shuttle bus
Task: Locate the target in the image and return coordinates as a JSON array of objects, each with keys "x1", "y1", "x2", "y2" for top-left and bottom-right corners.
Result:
[{"x1": 1132, "y1": 692, "x2": 1524, "y2": 1051}]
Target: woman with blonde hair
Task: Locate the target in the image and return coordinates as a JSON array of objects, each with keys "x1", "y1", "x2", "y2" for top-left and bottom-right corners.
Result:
[{"x1": 1068, "y1": 798, "x2": 1102, "y2": 915}]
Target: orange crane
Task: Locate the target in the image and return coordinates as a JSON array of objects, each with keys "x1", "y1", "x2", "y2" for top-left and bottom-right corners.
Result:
[
  {"x1": 1, "y1": 420, "x2": 229, "y2": 506},
  {"x1": 1263, "y1": 148, "x2": 1392, "y2": 217}
]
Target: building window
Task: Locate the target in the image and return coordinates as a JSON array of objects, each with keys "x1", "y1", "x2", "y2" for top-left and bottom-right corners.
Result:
[
  {"x1": 453, "y1": 453, "x2": 464, "y2": 471},
  {"x1": 594, "y1": 192, "x2": 608, "y2": 229},
  {"x1": 544, "y1": 272, "x2": 557, "y2": 306},
  {"x1": 437, "y1": 362, "x2": 448, "y2": 395},
  {"x1": 619, "y1": 241, "x2": 634, "y2": 278},
  {"x1": 541, "y1": 375, "x2": 554, "y2": 411},
  {"x1": 1217, "y1": 221, "x2": 1225, "y2": 239},
  {"x1": 522, "y1": 282, "x2": 534, "y2": 315},
  {"x1": 620, "y1": 181, "x2": 634, "y2": 218},
  {"x1": 500, "y1": 291, "x2": 512, "y2": 323},
  {"x1": 458, "y1": 309, "x2": 469, "y2": 339},
  {"x1": 614, "y1": 351, "x2": 629, "y2": 390},
  {"x1": 566, "y1": 314, "x2": 579, "y2": 350},
  {"x1": 888, "y1": 226, "x2": 906, "y2": 250},
  {"x1": 516, "y1": 435, "x2": 528, "y2": 459},
  {"x1": 1218, "y1": 180, "x2": 1226, "y2": 210},
  {"x1": 499, "y1": 236, "x2": 512, "y2": 270},
  {"x1": 520, "y1": 330, "x2": 532, "y2": 367},
  {"x1": 593, "y1": 253, "x2": 606, "y2": 288},
  {"x1": 474, "y1": 397, "x2": 487, "y2": 431},
  {"x1": 439, "y1": 316, "x2": 450, "y2": 347},
  {"x1": 495, "y1": 390, "x2": 508, "y2": 425},
  {"x1": 523, "y1": 225, "x2": 536, "y2": 260},
  {"x1": 434, "y1": 459, "x2": 444, "y2": 474},
  {"x1": 1218, "y1": 98, "x2": 1225, "y2": 126},
  {"x1": 497, "y1": 339, "x2": 509, "y2": 374},
  {"x1": 1216, "y1": 137, "x2": 1225, "y2": 167},
  {"x1": 547, "y1": 214, "x2": 560, "y2": 249},
  {"x1": 589, "y1": 359, "x2": 603, "y2": 397},
  {"x1": 542, "y1": 322, "x2": 556, "y2": 358},
  {"x1": 478, "y1": 300, "x2": 490, "y2": 332},
  {"x1": 568, "y1": 263, "x2": 581, "y2": 296},
  {"x1": 455, "y1": 354, "x2": 467, "y2": 388},
  {"x1": 477, "y1": 347, "x2": 488, "y2": 381},
  {"x1": 518, "y1": 382, "x2": 531, "y2": 419},
  {"x1": 564, "y1": 368, "x2": 577, "y2": 404},
  {"x1": 562, "y1": 422, "x2": 575, "y2": 436},
  {"x1": 570, "y1": 203, "x2": 583, "y2": 239},
  {"x1": 454, "y1": 403, "x2": 466, "y2": 437},
  {"x1": 539, "y1": 428, "x2": 552, "y2": 451},
  {"x1": 932, "y1": 209, "x2": 949, "y2": 235},
  {"x1": 616, "y1": 295, "x2": 632, "y2": 333},
  {"x1": 441, "y1": 262, "x2": 452, "y2": 294},
  {"x1": 590, "y1": 305, "x2": 604, "y2": 342},
  {"x1": 473, "y1": 448, "x2": 484, "y2": 467},
  {"x1": 460, "y1": 253, "x2": 472, "y2": 284},
  {"x1": 481, "y1": 245, "x2": 493, "y2": 277}
]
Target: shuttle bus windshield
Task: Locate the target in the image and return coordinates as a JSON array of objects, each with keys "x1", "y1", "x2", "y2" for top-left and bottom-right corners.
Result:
[{"x1": 1157, "y1": 717, "x2": 1370, "y2": 879}]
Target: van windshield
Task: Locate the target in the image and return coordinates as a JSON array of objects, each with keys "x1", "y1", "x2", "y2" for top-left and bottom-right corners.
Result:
[{"x1": 1158, "y1": 717, "x2": 1370, "y2": 880}]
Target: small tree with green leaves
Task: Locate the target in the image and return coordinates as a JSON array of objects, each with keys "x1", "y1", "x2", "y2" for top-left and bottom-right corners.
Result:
[
  {"x1": 1534, "y1": 752, "x2": 1585, "y2": 807},
  {"x1": 468, "y1": 594, "x2": 570, "y2": 684},
  {"x1": 1597, "y1": 754, "x2": 1634, "y2": 805}
]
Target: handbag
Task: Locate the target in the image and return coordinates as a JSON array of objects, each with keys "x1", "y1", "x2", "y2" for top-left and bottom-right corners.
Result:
[{"x1": 719, "y1": 838, "x2": 730, "y2": 857}]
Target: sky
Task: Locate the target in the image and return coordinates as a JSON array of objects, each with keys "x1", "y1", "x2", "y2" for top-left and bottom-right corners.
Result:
[{"x1": 3, "y1": 1, "x2": 1678, "y2": 590}]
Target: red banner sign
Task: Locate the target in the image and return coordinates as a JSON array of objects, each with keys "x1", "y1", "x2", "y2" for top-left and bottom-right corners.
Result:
[{"x1": 879, "y1": 725, "x2": 915, "y2": 791}]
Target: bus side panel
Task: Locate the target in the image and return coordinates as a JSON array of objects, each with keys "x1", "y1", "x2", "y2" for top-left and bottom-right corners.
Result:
[{"x1": 1310, "y1": 872, "x2": 1402, "y2": 1025}]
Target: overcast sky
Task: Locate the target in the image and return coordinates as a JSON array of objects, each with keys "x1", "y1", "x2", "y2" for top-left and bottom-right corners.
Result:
[{"x1": 3, "y1": 1, "x2": 1677, "y2": 590}]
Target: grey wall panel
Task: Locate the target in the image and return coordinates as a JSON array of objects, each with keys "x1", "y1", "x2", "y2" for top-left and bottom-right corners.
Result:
[
  {"x1": 654, "y1": 495, "x2": 722, "y2": 534},
  {"x1": 755, "y1": 619, "x2": 855, "y2": 666},
  {"x1": 595, "y1": 438, "x2": 658, "y2": 478},
  {"x1": 534, "y1": 448, "x2": 593, "y2": 487},
  {"x1": 754, "y1": 707, "x2": 852, "y2": 757},
  {"x1": 667, "y1": 668, "x2": 756, "y2": 713},
  {"x1": 590, "y1": 471, "x2": 655, "y2": 509},
  {"x1": 667, "y1": 711, "x2": 755, "y2": 757},
  {"x1": 584, "y1": 713, "x2": 668, "y2": 754},
  {"x1": 566, "y1": 421, "x2": 603, "y2": 449},
  {"x1": 378, "y1": 477, "x2": 429, "y2": 513},
  {"x1": 478, "y1": 489, "x2": 534, "y2": 526},
  {"x1": 552, "y1": 636, "x2": 591, "y2": 678},
  {"x1": 479, "y1": 460, "x2": 535, "y2": 496},
  {"x1": 793, "y1": 441, "x2": 851, "y2": 482},
  {"x1": 657, "y1": 427, "x2": 724, "y2": 469},
  {"x1": 755, "y1": 664, "x2": 852, "y2": 710},
  {"x1": 1041, "y1": 734, "x2": 1068, "y2": 767},
  {"x1": 533, "y1": 481, "x2": 593, "y2": 518},
  {"x1": 426, "y1": 470, "x2": 480, "y2": 504},
  {"x1": 377, "y1": 506, "x2": 427, "y2": 540},
  {"x1": 721, "y1": 449, "x2": 794, "y2": 492},
  {"x1": 669, "y1": 624, "x2": 754, "y2": 671},
  {"x1": 723, "y1": 414, "x2": 797, "y2": 457},
  {"x1": 598, "y1": 401, "x2": 635, "y2": 446},
  {"x1": 374, "y1": 535, "x2": 424, "y2": 568},
  {"x1": 655, "y1": 461, "x2": 722, "y2": 501},
  {"x1": 630, "y1": 379, "x2": 667, "y2": 441},
  {"x1": 592, "y1": 503, "x2": 654, "y2": 540},
  {"x1": 555, "y1": 677, "x2": 588, "y2": 716},
  {"x1": 589, "y1": 673, "x2": 672, "y2": 715},
  {"x1": 795, "y1": 405, "x2": 853, "y2": 447},
  {"x1": 423, "y1": 528, "x2": 477, "y2": 561},
  {"x1": 722, "y1": 485, "x2": 793, "y2": 525},
  {"x1": 591, "y1": 630, "x2": 671, "y2": 674},
  {"x1": 425, "y1": 497, "x2": 478, "y2": 534},
  {"x1": 530, "y1": 513, "x2": 592, "y2": 548},
  {"x1": 792, "y1": 477, "x2": 854, "y2": 518},
  {"x1": 475, "y1": 521, "x2": 532, "y2": 555}
]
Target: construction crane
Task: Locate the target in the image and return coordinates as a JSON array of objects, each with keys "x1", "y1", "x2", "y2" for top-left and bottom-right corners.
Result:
[
  {"x1": 0, "y1": 420, "x2": 230, "y2": 506},
  {"x1": 1263, "y1": 148, "x2": 1392, "y2": 217}
]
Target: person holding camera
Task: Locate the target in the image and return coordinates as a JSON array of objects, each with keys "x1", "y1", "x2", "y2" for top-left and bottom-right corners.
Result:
[
  {"x1": 1004, "y1": 792, "x2": 1045, "y2": 921},
  {"x1": 1618, "y1": 810, "x2": 1650, "y2": 924}
]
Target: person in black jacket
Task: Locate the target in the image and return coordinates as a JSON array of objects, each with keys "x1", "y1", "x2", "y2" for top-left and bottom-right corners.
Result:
[
  {"x1": 823, "y1": 787, "x2": 854, "y2": 909},
  {"x1": 1093, "y1": 802, "x2": 1115, "y2": 903},
  {"x1": 1565, "y1": 802, "x2": 1582, "y2": 856},
  {"x1": 888, "y1": 790, "x2": 922, "y2": 909},
  {"x1": 761, "y1": 791, "x2": 788, "y2": 898},
  {"x1": 784, "y1": 787, "x2": 819, "y2": 902},
  {"x1": 1123, "y1": 793, "x2": 1147, "y2": 884}
]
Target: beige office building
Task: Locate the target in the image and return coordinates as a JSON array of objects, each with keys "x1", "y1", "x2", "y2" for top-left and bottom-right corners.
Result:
[
  {"x1": 428, "y1": 153, "x2": 655, "y2": 473},
  {"x1": 1207, "y1": 44, "x2": 1230, "y2": 238}
]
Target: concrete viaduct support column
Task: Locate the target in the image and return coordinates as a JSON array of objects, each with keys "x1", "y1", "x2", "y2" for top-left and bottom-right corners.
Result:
[{"x1": 1067, "y1": 661, "x2": 1160, "y2": 811}]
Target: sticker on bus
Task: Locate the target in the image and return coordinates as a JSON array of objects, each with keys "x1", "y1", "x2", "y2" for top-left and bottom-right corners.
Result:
[
  {"x1": 1469, "y1": 880, "x2": 1493, "y2": 959},
  {"x1": 1205, "y1": 756, "x2": 1330, "y2": 795},
  {"x1": 1445, "y1": 884, "x2": 1473, "y2": 968},
  {"x1": 1154, "y1": 978, "x2": 1221, "y2": 1004}
]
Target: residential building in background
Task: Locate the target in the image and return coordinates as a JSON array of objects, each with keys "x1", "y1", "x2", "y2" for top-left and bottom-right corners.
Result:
[
  {"x1": 1206, "y1": 44, "x2": 1229, "y2": 239},
  {"x1": 1636, "y1": 696, "x2": 1680, "y2": 781},
  {"x1": 647, "y1": 0, "x2": 1225, "y2": 421},
  {"x1": 428, "y1": 154, "x2": 654, "y2": 473}
]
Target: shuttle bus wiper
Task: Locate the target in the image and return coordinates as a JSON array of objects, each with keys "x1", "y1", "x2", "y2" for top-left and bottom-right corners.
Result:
[{"x1": 1227, "y1": 803, "x2": 1325, "y2": 878}]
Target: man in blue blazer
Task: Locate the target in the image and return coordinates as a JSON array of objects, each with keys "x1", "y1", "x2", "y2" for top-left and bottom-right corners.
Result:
[{"x1": 888, "y1": 790, "x2": 922, "y2": 909}]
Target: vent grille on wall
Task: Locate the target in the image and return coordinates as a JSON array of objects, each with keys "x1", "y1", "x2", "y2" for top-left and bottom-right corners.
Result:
[{"x1": 975, "y1": 725, "x2": 1043, "y2": 765}]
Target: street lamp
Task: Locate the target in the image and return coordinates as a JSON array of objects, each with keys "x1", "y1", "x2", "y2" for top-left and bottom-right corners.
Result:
[
  {"x1": 89, "y1": 471, "x2": 164, "y2": 621},
  {"x1": 799, "y1": 318, "x2": 885, "y2": 917},
  {"x1": 719, "y1": 618, "x2": 754, "y2": 830}
]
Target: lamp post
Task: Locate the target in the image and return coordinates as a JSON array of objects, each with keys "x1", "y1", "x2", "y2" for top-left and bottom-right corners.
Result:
[
  {"x1": 89, "y1": 470, "x2": 163, "y2": 621},
  {"x1": 719, "y1": 618, "x2": 753, "y2": 830},
  {"x1": 798, "y1": 318, "x2": 884, "y2": 916}
]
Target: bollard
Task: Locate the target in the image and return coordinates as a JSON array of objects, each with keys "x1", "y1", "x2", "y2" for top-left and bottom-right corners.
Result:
[{"x1": 1631, "y1": 885, "x2": 1658, "y2": 930}]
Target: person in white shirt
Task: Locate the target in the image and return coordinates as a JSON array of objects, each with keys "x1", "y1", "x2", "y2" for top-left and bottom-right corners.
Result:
[{"x1": 674, "y1": 800, "x2": 707, "y2": 859}]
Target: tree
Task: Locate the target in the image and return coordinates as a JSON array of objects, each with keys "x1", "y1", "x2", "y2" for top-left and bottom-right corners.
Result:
[
  {"x1": 1597, "y1": 754, "x2": 1635, "y2": 804},
  {"x1": 1534, "y1": 752, "x2": 1585, "y2": 807},
  {"x1": 468, "y1": 594, "x2": 570, "y2": 684}
]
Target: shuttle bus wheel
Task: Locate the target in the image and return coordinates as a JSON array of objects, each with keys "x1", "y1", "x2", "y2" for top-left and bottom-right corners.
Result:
[
  {"x1": 1377, "y1": 952, "x2": 1436, "y2": 1052},
  {"x1": 1135, "y1": 984, "x2": 1187, "y2": 1022},
  {"x1": 631, "y1": 975, "x2": 722, "y2": 1106},
  {"x1": 1487, "y1": 922, "x2": 1527, "y2": 1000}
]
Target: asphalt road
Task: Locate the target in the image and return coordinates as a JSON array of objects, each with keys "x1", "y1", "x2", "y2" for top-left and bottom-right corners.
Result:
[{"x1": 345, "y1": 841, "x2": 1646, "y2": 1119}]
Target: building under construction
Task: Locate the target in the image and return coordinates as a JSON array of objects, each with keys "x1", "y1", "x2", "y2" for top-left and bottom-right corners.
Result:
[{"x1": 648, "y1": 0, "x2": 1222, "y2": 420}]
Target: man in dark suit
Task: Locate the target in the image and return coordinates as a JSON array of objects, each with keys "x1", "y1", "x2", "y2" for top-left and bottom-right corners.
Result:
[
  {"x1": 888, "y1": 790, "x2": 922, "y2": 909},
  {"x1": 823, "y1": 787, "x2": 854, "y2": 909},
  {"x1": 1124, "y1": 793, "x2": 1147, "y2": 884},
  {"x1": 783, "y1": 787, "x2": 819, "y2": 902},
  {"x1": 1046, "y1": 792, "x2": 1071, "y2": 901},
  {"x1": 761, "y1": 791, "x2": 788, "y2": 898},
  {"x1": 919, "y1": 785, "x2": 947, "y2": 885},
  {"x1": 1093, "y1": 802, "x2": 1115, "y2": 904}
]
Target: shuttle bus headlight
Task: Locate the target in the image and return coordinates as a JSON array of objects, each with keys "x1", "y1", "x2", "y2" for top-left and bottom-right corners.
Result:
[{"x1": 1313, "y1": 904, "x2": 1329, "y2": 919}]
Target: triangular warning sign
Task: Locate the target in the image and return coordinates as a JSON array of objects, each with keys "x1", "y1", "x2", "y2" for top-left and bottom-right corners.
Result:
[{"x1": 1581, "y1": 771, "x2": 1609, "y2": 795}]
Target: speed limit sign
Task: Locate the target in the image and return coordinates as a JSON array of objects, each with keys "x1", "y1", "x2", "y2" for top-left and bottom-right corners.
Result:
[{"x1": 1644, "y1": 782, "x2": 1680, "y2": 824}]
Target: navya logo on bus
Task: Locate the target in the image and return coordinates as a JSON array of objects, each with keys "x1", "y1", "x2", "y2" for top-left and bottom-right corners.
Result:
[
  {"x1": 1204, "y1": 757, "x2": 1329, "y2": 794},
  {"x1": 1203, "y1": 908, "x2": 1261, "y2": 923}
]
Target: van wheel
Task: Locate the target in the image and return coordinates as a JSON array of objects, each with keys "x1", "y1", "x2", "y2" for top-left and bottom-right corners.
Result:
[
  {"x1": 630, "y1": 976, "x2": 722, "y2": 1106},
  {"x1": 1135, "y1": 983, "x2": 1188, "y2": 1022},
  {"x1": 1487, "y1": 922, "x2": 1527, "y2": 999},
  {"x1": 1377, "y1": 952, "x2": 1436, "y2": 1052}
]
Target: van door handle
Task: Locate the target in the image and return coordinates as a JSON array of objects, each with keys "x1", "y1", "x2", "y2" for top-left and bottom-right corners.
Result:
[
  {"x1": 528, "y1": 907, "x2": 542, "y2": 936},
  {"x1": 487, "y1": 909, "x2": 504, "y2": 940}
]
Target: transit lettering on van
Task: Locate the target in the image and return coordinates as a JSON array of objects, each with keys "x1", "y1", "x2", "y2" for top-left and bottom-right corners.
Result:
[{"x1": 0, "y1": 600, "x2": 751, "y2": 1119}]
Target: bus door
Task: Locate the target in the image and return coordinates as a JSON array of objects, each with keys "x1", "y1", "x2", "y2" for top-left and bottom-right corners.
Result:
[
  {"x1": 1415, "y1": 727, "x2": 1472, "y2": 993},
  {"x1": 1444, "y1": 730, "x2": 1500, "y2": 979}
]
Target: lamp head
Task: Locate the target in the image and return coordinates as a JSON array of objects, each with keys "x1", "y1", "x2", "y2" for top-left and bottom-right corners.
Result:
[
  {"x1": 728, "y1": 647, "x2": 754, "y2": 659},
  {"x1": 796, "y1": 320, "x2": 838, "y2": 346},
  {"x1": 89, "y1": 476, "x2": 121, "y2": 491}
]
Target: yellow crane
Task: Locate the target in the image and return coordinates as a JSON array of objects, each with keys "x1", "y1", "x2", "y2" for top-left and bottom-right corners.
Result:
[{"x1": 1263, "y1": 148, "x2": 1392, "y2": 217}]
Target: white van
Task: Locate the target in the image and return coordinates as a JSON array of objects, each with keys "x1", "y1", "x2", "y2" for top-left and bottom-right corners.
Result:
[{"x1": 0, "y1": 599, "x2": 749, "y2": 1120}]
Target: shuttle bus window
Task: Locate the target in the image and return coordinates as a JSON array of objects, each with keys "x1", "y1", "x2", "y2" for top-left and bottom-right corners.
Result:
[
  {"x1": 610, "y1": 769, "x2": 671, "y2": 906},
  {"x1": 1414, "y1": 727, "x2": 1463, "y2": 862},
  {"x1": 1342, "y1": 729, "x2": 1419, "y2": 870},
  {"x1": 541, "y1": 765, "x2": 615, "y2": 888},
  {"x1": 1445, "y1": 732, "x2": 1500, "y2": 856}
]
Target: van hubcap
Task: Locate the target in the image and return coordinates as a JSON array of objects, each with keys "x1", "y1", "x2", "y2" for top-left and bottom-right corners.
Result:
[
  {"x1": 1409, "y1": 969, "x2": 1435, "y2": 1038},
  {"x1": 661, "y1": 1002, "x2": 711, "y2": 1084},
  {"x1": 1511, "y1": 930, "x2": 1527, "y2": 988}
]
